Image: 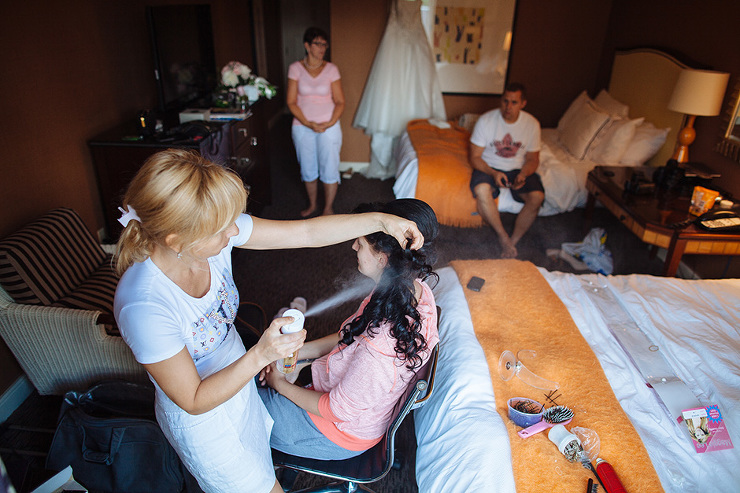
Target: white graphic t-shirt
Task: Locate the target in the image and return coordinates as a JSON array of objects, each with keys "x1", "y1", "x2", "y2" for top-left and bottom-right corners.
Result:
[
  {"x1": 115, "y1": 213, "x2": 253, "y2": 380},
  {"x1": 470, "y1": 108, "x2": 541, "y2": 172}
]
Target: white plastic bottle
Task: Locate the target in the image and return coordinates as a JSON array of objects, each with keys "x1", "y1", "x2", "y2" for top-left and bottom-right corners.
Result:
[{"x1": 278, "y1": 308, "x2": 304, "y2": 374}]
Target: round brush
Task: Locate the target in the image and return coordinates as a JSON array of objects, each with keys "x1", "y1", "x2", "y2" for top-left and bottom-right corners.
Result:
[{"x1": 517, "y1": 405, "x2": 574, "y2": 438}]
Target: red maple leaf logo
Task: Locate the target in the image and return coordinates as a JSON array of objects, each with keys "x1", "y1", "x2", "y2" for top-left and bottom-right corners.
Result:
[{"x1": 494, "y1": 133, "x2": 523, "y2": 158}]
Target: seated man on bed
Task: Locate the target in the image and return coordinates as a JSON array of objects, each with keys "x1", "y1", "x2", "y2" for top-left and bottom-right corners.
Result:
[{"x1": 469, "y1": 82, "x2": 544, "y2": 258}]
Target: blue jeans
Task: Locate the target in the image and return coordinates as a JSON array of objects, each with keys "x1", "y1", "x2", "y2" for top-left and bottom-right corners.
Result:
[{"x1": 257, "y1": 385, "x2": 363, "y2": 460}]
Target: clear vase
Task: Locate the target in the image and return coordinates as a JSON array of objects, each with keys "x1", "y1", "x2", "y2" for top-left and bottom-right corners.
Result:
[{"x1": 243, "y1": 85, "x2": 260, "y2": 103}]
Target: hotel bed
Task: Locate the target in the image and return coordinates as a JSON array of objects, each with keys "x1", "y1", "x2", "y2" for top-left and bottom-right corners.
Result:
[
  {"x1": 416, "y1": 263, "x2": 740, "y2": 493},
  {"x1": 394, "y1": 126, "x2": 604, "y2": 220},
  {"x1": 393, "y1": 48, "x2": 684, "y2": 227}
]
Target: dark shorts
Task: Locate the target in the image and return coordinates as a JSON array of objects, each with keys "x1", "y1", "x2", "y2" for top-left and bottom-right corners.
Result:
[{"x1": 469, "y1": 169, "x2": 544, "y2": 203}]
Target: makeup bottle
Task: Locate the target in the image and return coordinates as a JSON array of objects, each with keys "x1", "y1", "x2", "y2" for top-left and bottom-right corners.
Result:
[
  {"x1": 548, "y1": 424, "x2": 582, "y2": 462},
  {"x1": 278, "y1": 308, "x2": 304, "y2": 374}
]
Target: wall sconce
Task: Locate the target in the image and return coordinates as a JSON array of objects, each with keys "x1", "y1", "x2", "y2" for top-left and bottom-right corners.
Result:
[{"x1": 667, "y1": 69, "x2": 729, "y2": 163}]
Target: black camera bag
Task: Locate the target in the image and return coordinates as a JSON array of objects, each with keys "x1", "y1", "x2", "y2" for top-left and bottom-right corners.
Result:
[{"x1": 46, "y1": 380, "x2": 197, "y2": 493}]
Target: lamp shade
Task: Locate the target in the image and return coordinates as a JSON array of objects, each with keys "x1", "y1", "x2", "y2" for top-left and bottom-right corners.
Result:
[{"x1": 668, "y1": 69, "x2": 730, "y2": 116}]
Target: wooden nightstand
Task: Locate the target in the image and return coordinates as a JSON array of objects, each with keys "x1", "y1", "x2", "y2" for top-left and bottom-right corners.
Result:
[{"x1": 585, "y1": 166, "x2": 740, "y2": 277}]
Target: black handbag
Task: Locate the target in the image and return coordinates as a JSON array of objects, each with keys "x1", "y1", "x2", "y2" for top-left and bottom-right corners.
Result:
[{"x1": 46, "y1": 380, "x2": 198, "y2": 493}]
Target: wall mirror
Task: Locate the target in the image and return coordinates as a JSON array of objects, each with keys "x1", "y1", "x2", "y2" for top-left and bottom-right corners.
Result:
[
  {"x1": 420, "y1": 0, "x2": 517, "y2": 95},
  {"x1": 716, "y1": 78, "x2": 740, "y2": 163}
]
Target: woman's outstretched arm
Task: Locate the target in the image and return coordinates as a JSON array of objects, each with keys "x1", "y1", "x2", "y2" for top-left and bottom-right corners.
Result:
[{"x1": 241, "y1": 213, "x2": 423, "y2": 251}]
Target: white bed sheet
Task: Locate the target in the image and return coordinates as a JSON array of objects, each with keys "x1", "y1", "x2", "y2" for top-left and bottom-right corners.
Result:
[
  {"x1": 540, "y1": 269, "x2": 740, "y2": 493},
  {"x1": 393, "y1": 128, "x2": 600, "y2": 216},
  {"x1": 415, "y1": 266, "x2": 516, "y2": 493},
  {"x1": 415, "y1": 266, "x2": 739, "y2": 492}
]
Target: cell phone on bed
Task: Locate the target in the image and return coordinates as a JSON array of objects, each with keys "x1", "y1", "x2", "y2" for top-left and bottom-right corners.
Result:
[{"x1": 466, "y1": 276, "x2": 485, "y2": 292}]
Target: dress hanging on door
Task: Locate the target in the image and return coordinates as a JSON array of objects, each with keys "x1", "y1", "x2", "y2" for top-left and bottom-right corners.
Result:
[{"x1": 353, "y1": 0, "x2": 446, "y2": 180}]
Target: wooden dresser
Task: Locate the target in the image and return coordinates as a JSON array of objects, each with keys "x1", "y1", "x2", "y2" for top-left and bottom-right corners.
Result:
[{"x1": 89, "y1": 104, "x2": 271, "y2": 241}]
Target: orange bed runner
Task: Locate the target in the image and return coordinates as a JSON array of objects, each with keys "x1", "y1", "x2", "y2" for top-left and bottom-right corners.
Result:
[
  {"x1": 406, "y1": 119, "x2": 483, "y2": 228},
  {"x1": 451, "y1": 259, "x2": 664, "y2": 492}
]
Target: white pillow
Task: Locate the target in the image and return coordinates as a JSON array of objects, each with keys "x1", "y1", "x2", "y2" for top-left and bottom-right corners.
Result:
[
  {"x1": 594, "y1": 89, "x2": 630, "y2": 119},
  {"x1": 558, "y1": 98, "x2": 612, "y2": 160},
  {"x1": 620, "y1": 122, "x2": 670, "y2": 166},
  {"x1": 557, "y1": 91, "x2": 589, "y2": 134},
  {"x1": 587, "y1": 117, "x2": 644, "y2": 164}
]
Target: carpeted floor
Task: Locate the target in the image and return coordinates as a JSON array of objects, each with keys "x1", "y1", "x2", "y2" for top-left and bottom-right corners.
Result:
[{"x1": 0, "y1": 113, "x2": 672, "y2": 493}]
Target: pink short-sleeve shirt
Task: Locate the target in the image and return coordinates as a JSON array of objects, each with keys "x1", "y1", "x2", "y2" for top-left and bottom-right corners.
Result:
[{"x1": 288, "y1": 61, "x2": 341, "y2": 125}]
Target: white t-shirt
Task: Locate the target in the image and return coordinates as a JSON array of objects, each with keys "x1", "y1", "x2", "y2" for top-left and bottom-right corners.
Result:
[
  {"x1": 114, "y1": 214, "x2": 277, "y2": 493},
  {"x1": 470, "y1": 109, "x2": 541, "y2": 172}
]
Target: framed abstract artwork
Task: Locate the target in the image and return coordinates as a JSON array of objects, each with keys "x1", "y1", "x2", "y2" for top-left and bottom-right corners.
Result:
[{"x1": 421, "y1": 0, "x2": 517, "y2": 95}]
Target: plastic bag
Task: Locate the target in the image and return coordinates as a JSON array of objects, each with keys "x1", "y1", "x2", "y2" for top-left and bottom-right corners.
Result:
[
  {"x1": 572, "y1": 427, "x2": 600, "y2": 462},
  {"x1": 560, "y1": 228, "x2": 613, "y2": 275}
]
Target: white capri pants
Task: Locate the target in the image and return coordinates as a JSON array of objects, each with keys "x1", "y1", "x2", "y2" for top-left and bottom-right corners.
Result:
[{"x1": 292, "y1": 121, "x2": 342, "y2": 184}]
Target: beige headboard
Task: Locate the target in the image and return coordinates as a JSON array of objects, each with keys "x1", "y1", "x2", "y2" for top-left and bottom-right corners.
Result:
[{"x1": 609, "y1": 48, "x2": 688, "y2": 167}]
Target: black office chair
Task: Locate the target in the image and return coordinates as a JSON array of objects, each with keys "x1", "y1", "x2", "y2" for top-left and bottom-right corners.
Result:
[{"x1": 272, "y1": 341, "x2": 440, "y2": 493}]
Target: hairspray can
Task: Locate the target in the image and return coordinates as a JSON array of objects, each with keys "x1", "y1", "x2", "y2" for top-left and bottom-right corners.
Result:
[
  {"x1": 278, "y1": 308, "x2": 304, "y2": 374},
  {"x1": 595, "y1": 458, "x2": 626, "y2": 493}
]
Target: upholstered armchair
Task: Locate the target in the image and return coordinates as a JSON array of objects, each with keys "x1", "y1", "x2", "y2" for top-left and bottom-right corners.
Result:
[{"x1": 0, "y1": 208, "x2": 146, "y2": 395}]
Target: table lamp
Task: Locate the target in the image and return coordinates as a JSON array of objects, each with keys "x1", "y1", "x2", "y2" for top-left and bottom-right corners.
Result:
[{"x1": 667, "y1": 69, "x2": 729, "y2": 163}]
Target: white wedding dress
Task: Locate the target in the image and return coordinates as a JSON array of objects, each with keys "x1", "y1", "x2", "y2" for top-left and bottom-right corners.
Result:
[{"x1": 353, "y1": 0, "x2": 446, "y2": 179}]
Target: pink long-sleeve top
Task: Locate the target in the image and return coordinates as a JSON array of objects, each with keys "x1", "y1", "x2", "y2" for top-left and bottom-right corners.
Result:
[{"x1": 308, "y1": 280, "x2": 438, "y2": 451}]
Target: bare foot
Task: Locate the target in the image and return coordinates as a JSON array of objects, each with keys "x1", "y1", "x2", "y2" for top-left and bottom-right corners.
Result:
[
  {"x1": 321, "y1": 208, "x2": 335, "y2": 216},
  {"x1": 300, "y1": 207, "x2": 316, "y2": 218},
  {"x1": 500, "y1": 240, "x2": 518, "y2": 259}
]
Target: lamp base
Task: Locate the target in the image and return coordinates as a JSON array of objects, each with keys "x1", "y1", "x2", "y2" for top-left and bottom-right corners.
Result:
[
  {"x1": 671, "y1": 115, "x2": 697, "y2": 164},
  {"x1": 672, "y1": 145, "x2": 690, "y2": 163}
]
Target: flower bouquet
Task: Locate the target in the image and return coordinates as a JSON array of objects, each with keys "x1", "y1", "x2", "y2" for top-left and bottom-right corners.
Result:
[{"x1": 216, "y1": 61, "x2": 277, "y2": 108}]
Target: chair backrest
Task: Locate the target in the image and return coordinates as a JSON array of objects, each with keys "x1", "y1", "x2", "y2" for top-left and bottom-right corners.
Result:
[
  {"x1": 412, "y1": 306, "x2": 441, "y2": 410},
  {"x1": 0, "y1": 208, "x2": 106, "y2": 305},
  {"x1": 379, "y1": 342, "x2": 439, "y2": 466}
]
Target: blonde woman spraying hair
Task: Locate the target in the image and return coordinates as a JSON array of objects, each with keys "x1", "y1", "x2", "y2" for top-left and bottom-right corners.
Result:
[{"x1": 113, "y1": 149, "x2": 423, "y2": 493}]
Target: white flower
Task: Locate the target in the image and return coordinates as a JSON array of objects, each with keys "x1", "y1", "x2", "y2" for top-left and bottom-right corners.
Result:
[
  {"x1": 221, "y1": 61, "x2": 252, "y2": 87},
  {"x1": 222, "y1": 71, "x2": 239, "y2": 87},
  {"x1": 219, "y1": 61, "x2": 277, "y2": 99}
]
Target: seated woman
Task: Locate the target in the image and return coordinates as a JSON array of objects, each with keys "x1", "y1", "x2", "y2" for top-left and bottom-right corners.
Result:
[{"x1": 259, "y1": 198, "x2": 439, "y2": 460}]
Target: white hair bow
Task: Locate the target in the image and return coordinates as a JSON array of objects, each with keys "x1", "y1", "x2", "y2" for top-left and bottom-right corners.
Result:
[{"x1": 117, "y1": 206, "x2": 141, "y2": 227}]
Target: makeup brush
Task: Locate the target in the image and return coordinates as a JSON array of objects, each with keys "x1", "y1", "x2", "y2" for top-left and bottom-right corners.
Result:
[
  {"x1": 518, "y1": 405, "x2": 574, "y2": 438},
  {"x1": 586, "y1": 478, "x2": 599, "y2": 492}
]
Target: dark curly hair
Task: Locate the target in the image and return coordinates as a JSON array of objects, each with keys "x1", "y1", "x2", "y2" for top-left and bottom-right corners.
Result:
[{"x1": 339, "y1": 199, "x2": 439, "y2": 370}]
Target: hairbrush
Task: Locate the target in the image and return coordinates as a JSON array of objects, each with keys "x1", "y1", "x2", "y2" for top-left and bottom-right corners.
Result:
[{"x1": 517, "y1": 405, "x2": 574, "y2": 438}]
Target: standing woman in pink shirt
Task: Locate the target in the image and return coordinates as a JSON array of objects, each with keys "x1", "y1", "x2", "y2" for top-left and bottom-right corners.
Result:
[
  {"x1": 258, "y1": 199, "x2": 440, "y2": 461},
  {"x1": 287, "y1": 27, "x2": 345, "y2": 217}
]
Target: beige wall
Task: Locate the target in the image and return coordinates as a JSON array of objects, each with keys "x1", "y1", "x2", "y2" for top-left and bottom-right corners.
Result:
[{"x1": 331, "y1": 1, "x2": 388, "y2": 163}]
